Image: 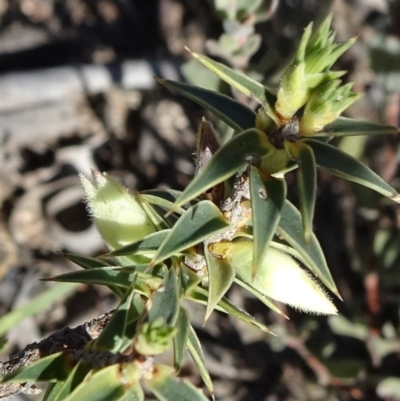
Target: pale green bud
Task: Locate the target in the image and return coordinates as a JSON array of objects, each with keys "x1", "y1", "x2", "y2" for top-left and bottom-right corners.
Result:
[
  {"x1": 276, "y1": 61, "x2": 308, "y2": 122},
  {"x1": 134, "y1": 318, "x2": 176, "y2": 355},
  {"x1": 210, "y1": 241, "x2": 337, "y2": 315},
  {"x1": 255, "y1": 108, "x2": 276, "y2": 133},
  {"x1": 261, "y1": 148, "x2": 290, "y2": 175},
  {"x1": 300, "y1": 80, "x2": 362, "y2": 136},
  {"x1": 80, "y1": 171, "x2": 156, "y2": 250}
]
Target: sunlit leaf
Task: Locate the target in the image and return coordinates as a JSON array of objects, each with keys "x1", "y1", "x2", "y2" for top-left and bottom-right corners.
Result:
[
  {"x1": 278, "y1": 200, "x2": 340, "y2": 299},
  {"x1": 304, "y1": 139, "x2": 400, "y2": 204},
  {"x1": 187, "y1": 326, "x2": 214, "y2": 398},
  {"x1": 187, "y1": 287, "x2": 272, "y2": 333},
  {"x1": 249, "y1": 167, "x2": 286, "y2": 275},
  {"x1": 173, "y1": 307, "x2": 190, "y2": 372},
  {"x1": 145, "y1": 364, "x2": 209, "y2": 401},
  {"x1": 61, "y1": 363, "x2": 141, "y2": 401},
  {"x1": 151, "y1": 201, "x2": 230, "y2": 266},
  {"x1": 285, "y1": 141, "x2": 317, "y2": 242},
  {"x1": 172, "y1": 129, "x2": 275, "y2": 209},
  {"x1": 204, "y1": 246, "x2": 235, "y2": 322},
  {"x1": 234, "y1": 277, "x2": 288, "y2": 319},
  {"x1": 316, "y1": 116, "x2": 399, "y2": 137},
  {"x1": 187, "y1": 49, "x2": 276, "y2": 111},
  {"x1": 105, "y1": 230, "x2": 171, "y2": 257},
  {"x1": 157, "y1": 79, "x2": 256, "y2": 132}
]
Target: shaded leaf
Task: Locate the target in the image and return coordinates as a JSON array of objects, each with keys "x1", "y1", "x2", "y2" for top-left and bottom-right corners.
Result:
[
  {"x1": 187, "y1": 325, "x2": 214, "y2": 398},
  {"x1": 145, "y1": 364, "x2": 209, "y2": 401},
  {"x1": 278, "y1": 200, "x2": 340, "y2": 298},
  {"x1": 317, "y1": 116, "x2": 399, "y2": 137},
  {"x1": 148, "y1": 268, "x2": 180, "y2": 326},
  {"x1": 173, "y1": 129, "x2": 275, "y2": 209},
  {"x1": 179, "y1": 265, "x2": 202, "y2": 295},
  {"x1": 45, "y1": 360, "x2": 89, "y2": 401},
  {"x1": 93, "y1": 282, "x2": 137, "y2": 352},
  {"x1": 204, "y1": 246, "x2": 235, "y2": 322},
  {"x1": 285, "y1": 141, "x2": 317, "y2": 242},
  {"x1": 1, "y1": 353, "x2": 70, "y2": 383},
  {"x1": 173, "y1": 307, "x2": 190, "y2": 372},
  {"x1": 249, "y1": 167, "x2": 286, "y2": 275},
  {"x1": 157, "y1": 78, "x2": 256, "y2": 132},
  {"x1": 151, "y1": 201, "x2": 230, "y2": 266},
  {"x1": 304, "y1": 139, "x2": 400, "y2": 204}
]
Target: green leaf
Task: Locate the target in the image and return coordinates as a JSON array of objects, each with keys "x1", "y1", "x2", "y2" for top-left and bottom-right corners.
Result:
[
  {"x1": 61, "y1": 363, "x2": 141, "y2": 401},
  {"x1": 234, "y1": 277, "x2": 288, "y2": 319},
  {"x1": 157, "y1": 78, "x2": 256, "y2": 132},
  {"x1": 188, "y1": 50, "x2": 276, "y2": 110},
  {"x1": 93, "y1": 283, "x2": 137, "y2": 352},
  {"x1": 1, "y1": 353, "x2": 70, "y2": 383},
  {"x1": 304, "y1": 139, "x2": 400, "y2": 204},
  {"x1": 105, "y1": 230, "x2": 171, "y2": 257},
  {"x1": 187, "y1": 325, "x2": 214, "y2": 398},
  {"x1": 173, "y1": 307, "x2": 190, "y2": 372},
  {"x1": 173, "y1": 128, "x2": 275, "y2": 209},
  {"x1": 249, "y1": 167, "x2": 286, "y2": 275},
  {"x1": 45, "y1": 267, "x2": 132, "y2": 290},
  {"x1": 64, "y1": 254, "x2": 123, "y2": 296},
  {"x1": 148, "y1": 268, "x2": 180, "y2": 326},
  {"x1": 151, "y1": 201, "x2": 230, "y2": 266},
  {"x1": 316, "y1": 116, "x2": 399, "y2": 137},
  {"x1": 117, "y1": 383, "x2": 144, "y2": 401},
  {"x1": 0, "y1": 283, "x2": 77, "y2": 337},
  {"x1": 204, "y1": 246, "x2": 235, "y2": 322},
  {"x1": 187, "y1": 287, "x2": 272, "y2": 333},
  {"x1": 145, "y1": 364, "x2": 209, "y2": 401},
  {"x1": 179, "y1": 265, "x2": 202, "y2": 295},
  {"x1": 44, "y1": 360, "x2": 89, "y2": 401},
  {"x1": 278, "y1": 200, "x2": 340, "y2": 298},
  {"x1": 285, "y1": 141, "x2": 317, "y2": 242}
]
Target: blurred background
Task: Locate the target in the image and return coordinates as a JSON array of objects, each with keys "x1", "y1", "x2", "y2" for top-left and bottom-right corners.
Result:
[{"x1": 1, "y1": 0, "x2": 400, "y2": 400}]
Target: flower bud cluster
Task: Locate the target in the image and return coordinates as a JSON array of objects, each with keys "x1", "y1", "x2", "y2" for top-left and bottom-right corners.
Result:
[{"x1": 275, "y1": 16, "x2": 360, "y2": 133}]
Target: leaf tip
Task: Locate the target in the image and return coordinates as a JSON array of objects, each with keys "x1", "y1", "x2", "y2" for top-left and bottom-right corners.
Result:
[{"x1": 390, "y1": 193, "x2": 400, "y2": 204}]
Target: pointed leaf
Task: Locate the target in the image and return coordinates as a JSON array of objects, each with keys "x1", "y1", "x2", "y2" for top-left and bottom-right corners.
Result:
[
  {"x1": 186, "y1": 325, "x2": 213, "y2": 398},
  {"x1": 249, "y1": 167, "x2": 286, "y2": 275},
  {"x1": 64, "y1": 254, "x2": 123, "y2": 296},
  {"x1": 157, "y1": 79, "x2": 256, "y2": 132},
  {"x1": 45, "y1": 267, "x2": 132, "y2": 290},
  {"x1": 187, "y1": 287, "x2": 271, "y2": 333},
  {"x1": 145, "y1": 364, "x2": 209, "y2": 401},
  {"x1": 204, "y1": 246, "x2": 235, "y2": 322},
  {"x1": 173, "y1": 307, "x2": 190, "y2": 372},
  {"x1": 316, "y1": 117, "x2": 399, "y2": 137},
  {"x1": 1, "y1": 353, "x2": 70, "y2": 383},
  {"x1": 285, "y1": 141, "x2": 317, "y2": 242},
  {"x1": 61, "y1": 363, "x2": 141, "y2": 401},
  {"x1": 47, "y1": 360, "x2": 89, "y2": 401},
  {"x1": 173, "y1": 129, "x2": 275, "y2": 209},
  {"x1": 179, "y1": 264, "x2": 202, "y2": 295},
  {"x1": 105, "y1": 230, "x2": 171, "y2": 257},
  {"x1": 0, "y1": 283, "x2": 77, "y2": 337},
  {"x1": 151, "y1": 201, "x2": 230, "y2": 265},
  {"x1": 304, "y1": 139, "x2": 400, "y2": 204},
  {"x1": 148, "y1": 268, "x2": 180, "y2": 326},
  {"x1": 43, "y1": 382, "x2": 65, "y2": 401},
  {"x1": 93, "y1": 283, "x2": 136, "y2": 352},
  {"x1": 234, "y1": 277, "x2": 288, "y2": 319},
  {"x1": 188, "y1": 50, "x2": 276, "y2": 109},
  {"x1": 278, "y1": 200, "x2": 340, "y2": 298}
]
